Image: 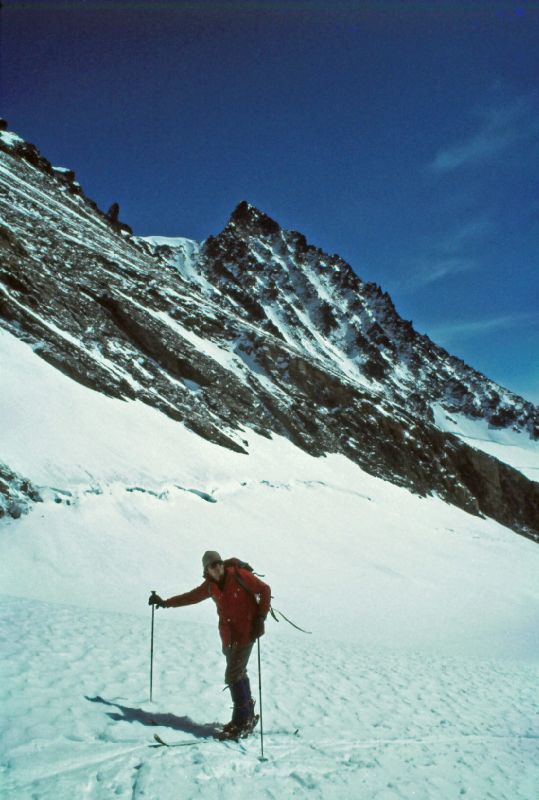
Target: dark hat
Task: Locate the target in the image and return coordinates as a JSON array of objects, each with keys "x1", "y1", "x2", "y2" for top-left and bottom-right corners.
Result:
[{"x1": 202, "y1": 550, "x2": 222, "y2": 571}]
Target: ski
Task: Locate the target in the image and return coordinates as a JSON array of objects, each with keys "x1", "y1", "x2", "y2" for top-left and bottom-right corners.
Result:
[
  {"x1": 152, "y1": 727, "x2": 299, "y2": 748},
  {"x1": 152, "y1": 733, "x2": 203, "y2": 748},
  {"x1": 152, "y1": 732, "x2": 238, "y2": 747},
  {"x1": 266, "y1": 728, "x2": 300, "y2": 737}
]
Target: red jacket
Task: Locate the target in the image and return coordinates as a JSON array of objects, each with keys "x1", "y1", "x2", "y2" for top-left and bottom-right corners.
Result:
[{"x1": 165, "y1": 565, "x2": 271, "y2": 648}]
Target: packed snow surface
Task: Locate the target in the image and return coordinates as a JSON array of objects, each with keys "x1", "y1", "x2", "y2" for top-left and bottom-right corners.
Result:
[
  {"x1": 1, "y1": 597, "x2": 538, "y2": 800},
  {"x1": 1, "y1": 328, "x2": 538, "y2": 799}
]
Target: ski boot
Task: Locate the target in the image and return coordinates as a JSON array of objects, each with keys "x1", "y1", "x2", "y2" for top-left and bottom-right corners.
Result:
[{"x1": 218, "y1": 677, "x2": 258, "y2": 741}]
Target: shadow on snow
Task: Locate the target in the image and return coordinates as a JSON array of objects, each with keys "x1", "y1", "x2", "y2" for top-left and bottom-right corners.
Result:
[{"x1": 85, "y1": 695, "x2": 222, "y2": 739}]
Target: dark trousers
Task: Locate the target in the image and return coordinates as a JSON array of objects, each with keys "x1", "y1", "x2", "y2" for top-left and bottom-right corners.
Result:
[{"x1": 223, "y1": 642, "x2": 254, "y2": 686}]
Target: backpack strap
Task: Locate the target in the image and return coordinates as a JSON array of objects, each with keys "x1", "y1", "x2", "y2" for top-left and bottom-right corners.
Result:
[
  {"x1": 270, "y1": 606, "x2": 312, "y2": 634},
  {"x1": 232, "y1": 568, "x2": 261, "y2": 604},
  {"x1": 232, "y1": 570, "x2": 311, "y2": 633}
]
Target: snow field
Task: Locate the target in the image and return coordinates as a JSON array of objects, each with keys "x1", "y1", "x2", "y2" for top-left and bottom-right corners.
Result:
[
  {"x1": 432, "y1": 404, "x2": 539, "y2": 482},
  {"x1": 2, "y1": 470, "x2": 539, "y2": 658},
  {"x1": 1, "y1": 596, "x2": 538, "y2": 800}
]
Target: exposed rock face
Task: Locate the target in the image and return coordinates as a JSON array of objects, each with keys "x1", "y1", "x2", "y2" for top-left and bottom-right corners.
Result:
[
  {"x1": 0, "y1": 126, "x2": 538, "y2": 540},
  {"x1": 0, "y1": 464, "x2": 42, "y2": 519},
  {"x1": 106, "y1": 203, "x2": 120, "y2": 222}
]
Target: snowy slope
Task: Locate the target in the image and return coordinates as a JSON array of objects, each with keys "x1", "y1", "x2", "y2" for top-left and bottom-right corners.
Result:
[
  {"x1": 433, "y1": 404, "x2": 539, "y2": 482},
  {"x1": 2, "y1": 326, "x2": 538, "y2": 654}
]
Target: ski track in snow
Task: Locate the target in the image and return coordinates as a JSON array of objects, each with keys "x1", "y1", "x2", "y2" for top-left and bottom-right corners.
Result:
[{"x1": 1, "y1": 597, "x2": 537, "y2": 800}]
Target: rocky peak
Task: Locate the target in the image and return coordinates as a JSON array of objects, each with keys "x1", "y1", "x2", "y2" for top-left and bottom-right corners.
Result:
[
  {"x1": 227, "y1": 201, "x2": 281, "y2": 238},
  {"x1": 197, "y1": 204, "x2": 538, "y2": 440}
]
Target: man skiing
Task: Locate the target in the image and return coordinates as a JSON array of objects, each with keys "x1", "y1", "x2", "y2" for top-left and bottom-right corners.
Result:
[{"x1": 149, "y1": 551, "x2": 271, "y2": 740}]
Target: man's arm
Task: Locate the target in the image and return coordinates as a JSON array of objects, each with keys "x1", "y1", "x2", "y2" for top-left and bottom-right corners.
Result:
[{"x1": 164, "y1": 582, "x2": 210, "y2": 608}]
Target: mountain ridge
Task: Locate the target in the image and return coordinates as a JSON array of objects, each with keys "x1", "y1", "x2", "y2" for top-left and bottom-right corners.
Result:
[
  {"x1": 0, "y1": 123, "x2": 538, "y2": 539},
  {"x1": 152, "y1": 198, "x2": 536, "y2": 434}
]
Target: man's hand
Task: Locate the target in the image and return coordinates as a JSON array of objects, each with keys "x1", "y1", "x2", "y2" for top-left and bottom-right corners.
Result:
[
  {"x1": 253, "y1": 615, "x2": 265, "y2": 639},
  {"x1": 148, "y1": 593, "x2": 166, "y2": 608}
]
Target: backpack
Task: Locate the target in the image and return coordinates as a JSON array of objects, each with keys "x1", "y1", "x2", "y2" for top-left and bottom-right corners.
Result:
[
  {"x1": 223, "y1": 557, "x2": 259, "y2": 575},
  {"x1": 206, "y1": 556, "x2": 264, "y2": 599},
  {"x1": 211, "y1": 557, "x2": 312, "y2": 634},
  {"x1": 225, "y1": 557, "x2": 265, "y2": 599}
]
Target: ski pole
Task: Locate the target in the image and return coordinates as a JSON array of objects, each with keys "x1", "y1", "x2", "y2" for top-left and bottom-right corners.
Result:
[
  {"x1": 257, "y1": 637, "x2": 266, "y2": 761},
  {"x1": 150, "y1": 590, "x2": 157, "y2": 702}
]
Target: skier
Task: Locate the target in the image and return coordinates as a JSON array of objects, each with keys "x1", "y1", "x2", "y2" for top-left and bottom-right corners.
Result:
[{"x1": 149, "y1": 551, "x2": 271, "y2": 739}]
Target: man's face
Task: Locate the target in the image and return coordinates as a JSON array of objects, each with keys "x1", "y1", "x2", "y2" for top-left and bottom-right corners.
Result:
[{"x1": 207, "y1": 561, "x2": 225, "y2": 581}]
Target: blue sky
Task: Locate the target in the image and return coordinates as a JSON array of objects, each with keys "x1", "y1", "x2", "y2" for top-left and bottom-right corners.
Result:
[{"x1": 2, "y1": 0, "x2": 538, "y2": 403}]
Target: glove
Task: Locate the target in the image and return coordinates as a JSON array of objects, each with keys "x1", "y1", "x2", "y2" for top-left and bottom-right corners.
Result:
[
  {"x1": 253, "y1": 615, "x2": 265, "y2": 639},
  {"x1": 148, "y1": 593, "x2": 166, "y2": 608}
]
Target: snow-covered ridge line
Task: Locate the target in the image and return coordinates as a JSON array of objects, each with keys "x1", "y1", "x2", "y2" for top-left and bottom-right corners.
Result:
[
  {"x1": 0, "y1": 157, "x2": 147, "y2": 276},
  {"x1": 0, "y1": 123, "x2": 133, "y2": 234}
]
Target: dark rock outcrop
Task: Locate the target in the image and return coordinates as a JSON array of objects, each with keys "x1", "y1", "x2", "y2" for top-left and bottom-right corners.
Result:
[{"x1": 0, "y1": 463, "x2": 42, "y2": 519}]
